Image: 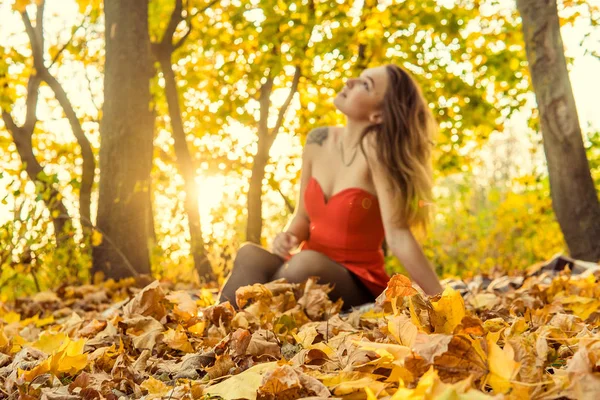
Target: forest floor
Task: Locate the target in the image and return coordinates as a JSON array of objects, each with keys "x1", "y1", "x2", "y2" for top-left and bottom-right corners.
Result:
[{"x1": 1, "y1": 254, "x2": 600, "y2": 399}]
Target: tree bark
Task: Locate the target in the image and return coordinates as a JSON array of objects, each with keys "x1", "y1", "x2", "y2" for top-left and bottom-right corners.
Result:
[
  {"x1": 517, "y1": 0, "x2": 600, "y2": 262},
  {"x1": 152, "y1": 0, "x2": 215, "y2": 283},
  {"x1": 92, "y1": 0, "x2": 154, "y2": 279}
]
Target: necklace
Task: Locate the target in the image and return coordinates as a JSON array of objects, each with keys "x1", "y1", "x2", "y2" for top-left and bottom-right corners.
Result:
[{"x1": 340, "y1": 139, "x2": 359, "y2": 167}]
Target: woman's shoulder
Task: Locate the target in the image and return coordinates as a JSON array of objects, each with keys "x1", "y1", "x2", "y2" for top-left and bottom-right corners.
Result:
[{"x1": 305, "y1": 125, "x2": 340, "y2": 148}]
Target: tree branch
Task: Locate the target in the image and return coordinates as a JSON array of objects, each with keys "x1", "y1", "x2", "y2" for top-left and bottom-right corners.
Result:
[
  {"x1": 173, "y1": 26, "x2": 192, "y2": 50},
  {"x1": 161, "y1": 0, "x2": 184, "y2": 47},
  {"x1": 1, "y1": 111, "x2": 20, "y2": 136},
  {"x1": 258, "y1": 75, "x2": 274, "y2": 139},
  {"x1": 23, "y1": 74, "x2": 41, "y2": 134},
  {"x1": 48, "y1": 16, "x2": 88, "y2": 69},
  {"x1": 21, "y1": 10, "x2": 45, "y2": 72},
  {"x1": 35, "y1": 0, "x2": 45, "y2": 50},
  {"x1": 270, "y1": 65, "x2": 301, "y2": 140}
]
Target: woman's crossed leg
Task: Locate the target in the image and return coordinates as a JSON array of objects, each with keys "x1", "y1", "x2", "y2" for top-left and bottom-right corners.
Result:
[{"x1": 218, "y1": 244, "x2": 374, "y2": 310}]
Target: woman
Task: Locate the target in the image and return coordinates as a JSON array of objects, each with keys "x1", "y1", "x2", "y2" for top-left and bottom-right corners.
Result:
[{"x1": 218, "y1": 64, "x2": 443, "y2": 310}]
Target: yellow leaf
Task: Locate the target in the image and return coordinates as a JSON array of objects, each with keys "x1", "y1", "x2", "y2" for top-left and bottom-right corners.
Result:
[
  {"x1": 558, "y1": 295, "x2": 600, "y2": 320},
  {"x1": 2, "y1": 311, "x2": 21, "y2": 324},
  {"x1": 320, "y1": 371, "x2": 389, "y2": 395},
  {"x1": 57, "y1": 338, "x2": 88, "y2": 374},
  {"x1": 188, "y1": 321, "x2": 205, "y2": 335},
  {"x1": 292, "y1": 326, "x2": 318, "y2": 348},
  {"x1": 390, "y1": 367, "x2": 493, "y2": 399},
  {"x1": 32, "y1": 333, "x2": 88, "y2": 376},
  {"x1": 430, "y1": 287, "x2": 466, "y2": 334},
  {"x1": 11, "y1": 334, "x2": 27, "y2": 353},
  {"x1": 163, "y1": 325, "x2": 193, "y2": 353},
  {"x1": 352, "y1": 340, "x2": 412, "y2": 367},
  {"x1": 33, "y1": 331, "x2": 69, "y2": 354},
  {"x1": 18, "y1": 358, "x2": 51, "y2": 382},
  {"x1": 0, "y1": 326, "x2": 9, "y2": 349},
  {"x1": 197, "y1": 287, "x2": 216, "y2": 307},
  {"x1": 205, "y1": 361, "x2": 279, "y2": 398},
  {"x1": 365, "y1": 386, "x2": 378, "y2": 400},
  {"x1": 141, "y1": 376, "x2": 170, "y2": 397},
  {"x1": 360, "y1": 309, "x2": 386, "y2": 320},
  {"x1": 12, "y1": 0, "x2": 31, "y2": 12},
  {"x1": 91, "y1": 230, "x2": 103, "y2": 246},
  {"x1": 485, "y1": 332, "x2": 520, "y2": 394}
]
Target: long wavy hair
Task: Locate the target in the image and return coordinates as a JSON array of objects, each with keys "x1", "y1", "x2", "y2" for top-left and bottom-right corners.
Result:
[{"x1": 359, "y1": 64, "x2": 437, "y2": 236}]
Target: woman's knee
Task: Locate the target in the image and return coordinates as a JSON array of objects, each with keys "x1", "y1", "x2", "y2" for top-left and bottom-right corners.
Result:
[
  {"x1": 235, "y1": 242, "x2": 261, "y2": 260},
  {"x1": 276, "y1": 250, "x2": 328, "y2": 281},
  {"x1": 232, "y1": 242, "x2": 282, "y2": 276}
]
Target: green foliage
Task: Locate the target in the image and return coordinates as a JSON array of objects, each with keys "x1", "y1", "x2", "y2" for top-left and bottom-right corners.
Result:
[
  {"x1": 0, "y1": 174, "x2": 90, "y2": 301},
  {"x1": 385, "y1": 171, "x2": 568, "y2": 279},
  {"x1": 584, "y1": 129, "x2": 600, "y2": 191}
]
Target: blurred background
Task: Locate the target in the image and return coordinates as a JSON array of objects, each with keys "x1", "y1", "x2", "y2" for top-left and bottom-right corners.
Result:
[{"x1": 0, "y1": 0, "x2": 598, "y2": 300}]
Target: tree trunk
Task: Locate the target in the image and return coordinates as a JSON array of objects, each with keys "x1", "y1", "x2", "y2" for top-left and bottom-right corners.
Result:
[
  {"x1": 93, "y1": 0, "x2": 154, "y2": 279},
  {"x1": 246, "y1": 150, "x2": 270, "y2": 244},
  {"x1": 21, "y1": 4, "x2": 95, "y2": 238},
  {"x1": 517, "y1": 0, "x2": 600, "y2": 262},
  {"x1": 150, "y1": 0, "x2": 215, "y2": 283},
  {"x1": 246, "y1": 66, "x2": 302, "y2": 243},
  {"x1": 157, "y1": 54, "x2": 214, "y2": 283},
  {"x1": 41, "y1": 72, "x2": 95, "y2": 234},
  {"x1": 2, "y1": 69, "x2": 74, "y2": 246}
]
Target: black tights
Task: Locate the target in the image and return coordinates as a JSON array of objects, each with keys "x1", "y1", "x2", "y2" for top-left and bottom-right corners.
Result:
[{"x1": 217, "y1": 243, "x2": 375, "y2": 311}]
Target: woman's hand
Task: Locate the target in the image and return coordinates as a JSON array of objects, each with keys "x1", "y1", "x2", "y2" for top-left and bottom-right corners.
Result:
[{"x1": 271, "y1": 231, "x2": 299, "y2": 261}]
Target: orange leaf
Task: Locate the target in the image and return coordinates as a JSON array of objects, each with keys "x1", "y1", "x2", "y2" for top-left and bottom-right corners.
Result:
[{"x1": 385, "y1": 274, "x2": 418, "y2": 299}]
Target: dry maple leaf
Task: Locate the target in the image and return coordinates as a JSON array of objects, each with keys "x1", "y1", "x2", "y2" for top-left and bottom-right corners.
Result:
[{"x1": 385, "y1": 274, "x2": 418, "y2": 299}]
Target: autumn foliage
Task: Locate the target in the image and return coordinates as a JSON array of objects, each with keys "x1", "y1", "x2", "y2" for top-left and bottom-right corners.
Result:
[{"x1": 1, "y1": 256, "x2": 599, "y2": 399}]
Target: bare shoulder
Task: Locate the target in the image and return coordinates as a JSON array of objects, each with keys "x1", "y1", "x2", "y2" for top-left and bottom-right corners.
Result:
[{"x1": 305, "y1": 126, "x2": 333, "y2": 147}]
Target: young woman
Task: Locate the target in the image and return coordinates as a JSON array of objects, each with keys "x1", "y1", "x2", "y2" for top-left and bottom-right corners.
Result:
[{"x1": 218, "y1": 64, "x2": 444, "y2": 310}]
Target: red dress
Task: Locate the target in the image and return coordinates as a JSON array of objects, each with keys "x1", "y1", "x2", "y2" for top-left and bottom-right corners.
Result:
[{"x1": 298, "y1": 176, "x2": 390, "y2": 297}]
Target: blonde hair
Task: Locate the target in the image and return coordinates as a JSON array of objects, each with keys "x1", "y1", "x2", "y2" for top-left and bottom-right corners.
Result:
[{"x1": 359, "y1": 64, "x2": 437, "y2": 236}]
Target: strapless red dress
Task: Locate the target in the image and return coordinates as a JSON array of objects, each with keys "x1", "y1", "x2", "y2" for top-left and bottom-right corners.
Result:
[{"x1": 298, "y1": 176, "x2": 390, "y2": 297}]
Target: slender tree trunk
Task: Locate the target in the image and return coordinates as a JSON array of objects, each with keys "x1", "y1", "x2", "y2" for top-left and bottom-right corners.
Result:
[
  {"x1": 151, "y1": 0, "x2": 215, "y2": 283},
  {"x1": 2, "y1": 106, "x2": 72, "y2": 244},
  {"x1": 93, "y1": 0, "x2": 154, "y2": 279},
  {"x1": 40, "y1": 72, "x2": 95, "y2": 233},
  {"x1": 245, "y1": 2, "x2": 313, "y2": 243},
  {"x1": 517, "y1": 0, "x2": 600, "y2": 262},
  {"x1": 157, "y1": 55, "x2": 214, "y2": 282},
  {"x1": 246, "y1": 66, "x2": 302, "y2": 243},
  {"x1": 21, "y1": 1, "x2": 95, "y2": 238}
]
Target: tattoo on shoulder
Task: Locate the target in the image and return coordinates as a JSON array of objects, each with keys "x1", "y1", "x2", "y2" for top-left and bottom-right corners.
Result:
[{"x1": 306, "y1": 126, "x2": 329, "y2": 146}]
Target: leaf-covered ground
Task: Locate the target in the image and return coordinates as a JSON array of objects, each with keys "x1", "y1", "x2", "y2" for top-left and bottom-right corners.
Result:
[{"x1": 1, "y1": 255, "x2": 600, "y2": 399}]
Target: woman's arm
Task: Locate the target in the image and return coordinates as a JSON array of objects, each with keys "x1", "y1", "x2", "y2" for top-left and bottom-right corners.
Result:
[
  {"x1": 282, "y1": 127, "x2": 322, "y2": 244},
  {"x1": 362, "y1": 135, "x2": 443, "y2": 296},
  {"x1": 386, "y1": 228, "x2": 443, "y2": 295}
]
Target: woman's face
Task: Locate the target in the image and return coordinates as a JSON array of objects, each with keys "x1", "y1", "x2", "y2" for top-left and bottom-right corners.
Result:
[{"x1": 333, "y1": 66, "x2": 390, "y2": 123}]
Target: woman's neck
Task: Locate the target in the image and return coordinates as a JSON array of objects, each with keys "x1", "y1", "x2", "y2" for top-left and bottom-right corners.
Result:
[{"x1": 341, "y1": 119, "x2": 372, "y2": 149}]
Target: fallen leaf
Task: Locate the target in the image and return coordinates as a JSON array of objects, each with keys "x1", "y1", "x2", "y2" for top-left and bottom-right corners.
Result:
[
  {"x1": 123, "y1": 280, "x2": 166, "y2": 320},
  {"x1": 430, "y1": 287, "x2": 466, "y2": 334},
  {"x1": 204, "y1": 361, "x2": 279, "y2": 399},
  {"x1": 163, "y1": 325, "x2": 194, "y2": 353}
]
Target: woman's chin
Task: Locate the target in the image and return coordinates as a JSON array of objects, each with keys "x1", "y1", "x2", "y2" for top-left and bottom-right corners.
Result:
[{"x1": 333, "y1": 97, "x2": 346, "y2": 114}]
